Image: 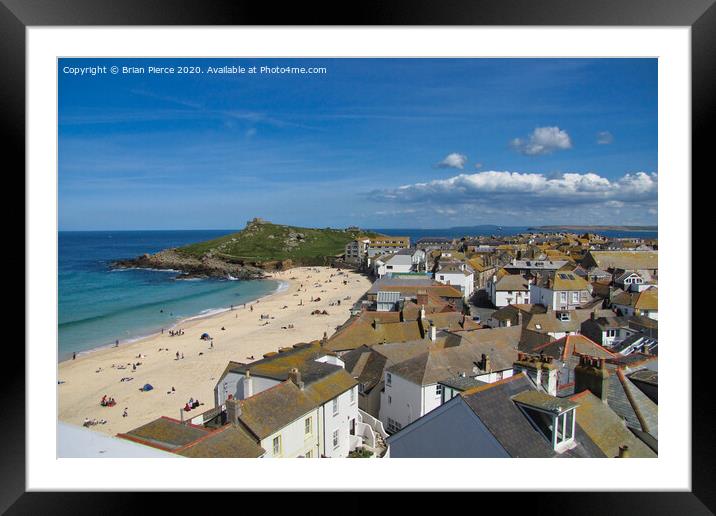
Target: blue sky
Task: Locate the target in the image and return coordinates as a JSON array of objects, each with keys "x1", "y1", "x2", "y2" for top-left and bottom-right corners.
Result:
[{"x1": 59, "y1": 58, "x2": 657, "y2": 230}]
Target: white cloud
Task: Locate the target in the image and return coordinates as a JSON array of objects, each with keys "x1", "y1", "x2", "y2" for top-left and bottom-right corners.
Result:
[
  {"x1": 371, "y1": 170, "x2": 657, "y2": 223},
  {"x1": 596, "y1": 131, "x2": 614, "y2": 144},
  {"x1": 436, "y1": 152, "x2": 468, "y2": 169},
  {"x1": 511, "y1": 126, "x2": 572, "y2": 155}
]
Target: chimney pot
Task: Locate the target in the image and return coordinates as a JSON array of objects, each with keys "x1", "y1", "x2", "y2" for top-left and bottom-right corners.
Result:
[
  {"x1": 288, "y1": 368, "x2": 304, "y2": 389},
  {"x1": 618, "y1": 445, "x2": 630, "y2": 458}
]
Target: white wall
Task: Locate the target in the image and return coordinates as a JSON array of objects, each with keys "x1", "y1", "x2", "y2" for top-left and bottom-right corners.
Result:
[
  {"x1": 436, "y1": 272, "x2": 474, "y2": 299},
  {"x1": 215, "y1": 372, "x2": 280, "y2": 406},
  {"x1": 320, "y1": 386, "x2": 359, "y2": 457},
  {"x1": 379, "y1": 372, "x2": 423, "y2": 433},
  {"x1": 493, "y1": 289, "x2": 529, "y2": 308},
  {"x1": 261, "y1": 408, "x2": 320, "y2": 458}
]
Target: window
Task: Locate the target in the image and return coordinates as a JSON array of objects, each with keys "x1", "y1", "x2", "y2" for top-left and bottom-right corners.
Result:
[
  {"x1": 304, "y1": 417, "x2": 312, "y2": 436},
  {"x1": 560, "y1": 292, "x2": 567, "y2": 303},
  {"x1": 435, "y1": 384, "x2": 443, "y2": 396},
  {"x1": 386, "y1": 372, "x2": 392, "y2": 386},
  {"x1": 332, "y1": 429, "x2": 339, "y2": 448},
  {"x1": 332, "y1": 398, "x2": 339, "y2": 416},
  {"x1": 305, "y1": 449, "x2": 313, "y2": 458},
  {"x1": 607, "y1": 329, "x2": 616, "y2": 337},
  {"x1": 388, "y1": 395, "x2": 392, "y2": 404},
  {"x1": 273, "y1": 436, "x2": 281, "y2": 455},
  {"x1": 571, "y1": 291, "x2": 579, "y2": 303},
  {"x1": 387, "y1": 418, "x2": 402, "y2": 433}
]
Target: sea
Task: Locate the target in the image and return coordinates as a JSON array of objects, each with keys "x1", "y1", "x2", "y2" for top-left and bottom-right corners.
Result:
[
  {"x1": 58, "y1": 230, "x2": 282, "y2": 361},
  {"x1": 58, "y1": 226, "x2": 657, "y2": 361}
]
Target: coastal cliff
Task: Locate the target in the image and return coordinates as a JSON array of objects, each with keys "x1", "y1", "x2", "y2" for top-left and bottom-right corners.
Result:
[{"x1": 112, "y1": 218, "x2": 380, "y2": 279}]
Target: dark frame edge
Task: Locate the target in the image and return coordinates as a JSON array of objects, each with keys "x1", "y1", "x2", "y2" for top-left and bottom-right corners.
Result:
[
  {"x1": 4, "y1": 0, "x2": 714, "y2": 513},
  {"x1": 0, "y1": 1, "x2": 27, "y2": 514},
  {"x1": 691, "y1": 1, "x2": 716, "y2": 512}
]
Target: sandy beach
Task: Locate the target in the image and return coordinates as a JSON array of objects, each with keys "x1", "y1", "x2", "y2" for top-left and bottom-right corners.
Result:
[{"x1": 58, "y1": 266, "x2": 371, "y2": 436}]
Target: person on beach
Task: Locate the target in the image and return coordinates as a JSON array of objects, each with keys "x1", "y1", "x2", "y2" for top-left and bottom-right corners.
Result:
[
  {"x1": 176, "y1": 351, "x2": 179, "y2": 360},
  {"x1": 115, "y1": 340, "x2": 119, "y2": 347},
  {"x1": 123, "y1": 408, "x2": 128, "y2": 418},
  {"x1": 72, "y1": 352, "x2": 76, "y2": 360}
]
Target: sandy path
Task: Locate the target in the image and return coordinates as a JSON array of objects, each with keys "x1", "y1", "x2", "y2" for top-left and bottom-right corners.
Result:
[{"x1": 58, "y1": 266, "x2": 371, "y2": 436}]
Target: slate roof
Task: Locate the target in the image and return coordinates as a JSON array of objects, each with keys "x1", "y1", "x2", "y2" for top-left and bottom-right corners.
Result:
[
  {"x1": 495, "y1": 274, "x2": 530, "y2": 291},
  {"x1": 490, "y1": 304, "x2": 547, "y2": 325},
  {"x1": 535, "y1": 272, "x2": 591, "y2": 291},
  {"x1": 607, "y1": 368, "x2": 658, "y2": 439},
  {"x1": 612, "y1": 287, "x2": 658, "y2": 311},
  {"x1": 524, "y1": 312, "x2": 581, "y2": 334},
  {"x1": 324, "y1": 310, "x2": 479, "y2": 352},
  {"x1": 527, "y1": 334, "x2": 616, "y2": 361},
  {"x1": 119, "y1": 417, "x2": 210, "y2": 451},
  {"x1": 175, "y1": 425, "x2": 265, "y2": 458},
  {"x1": 512, "y1": 390, "x2": 578, "y2": 414},
  {"x1": 439, "y1": 375, "x2": 487, "y2": 391},
  {"x1": 569, "y1": 390, "x2": 656, "y2": 458},
  {"x1": 386, "y1": 325, "x2": 554, "y2": 386},
  {"x1": 238, "y1": 369, "x2": 358, "y2": 440},
  {"x1": 118, "y1": 417, "x2": 267, "y2": 458},
  {"x1": 583, "y1": 250, "x2": 658, "y2": 271},
  {"x1": 459, "y1": 374, "x2": 604, "y2": 458},
  {"x1": 227, "y1": 342, "x2": 340, "y2": 386}
]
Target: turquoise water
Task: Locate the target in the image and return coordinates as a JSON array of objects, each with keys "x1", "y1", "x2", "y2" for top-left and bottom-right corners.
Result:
[{"x1": 58, "y1": 230, "x2": 279, "y2": 361}]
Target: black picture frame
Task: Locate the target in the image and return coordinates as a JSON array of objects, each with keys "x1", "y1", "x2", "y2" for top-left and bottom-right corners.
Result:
[{"x1": 4, "y1": 0, "x2": 709, "y2": 513}]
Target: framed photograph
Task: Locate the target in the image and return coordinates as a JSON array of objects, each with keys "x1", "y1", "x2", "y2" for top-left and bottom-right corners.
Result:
[{"x1": 7, "y1": 0, "x2": 710, "y2": 512}]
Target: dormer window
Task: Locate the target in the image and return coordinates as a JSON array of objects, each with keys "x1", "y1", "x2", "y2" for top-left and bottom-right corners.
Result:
[
  {"x1": 558, "y1": 311, "x2": 571, "y2": 321},
  {"x1": 513, "y1": 391, "x2": 578, "y2": 453}
]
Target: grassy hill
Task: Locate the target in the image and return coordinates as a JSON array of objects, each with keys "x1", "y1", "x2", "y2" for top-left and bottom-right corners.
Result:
[{"x1": 176, "y1": 219, "x2": 382, "y2": 266}]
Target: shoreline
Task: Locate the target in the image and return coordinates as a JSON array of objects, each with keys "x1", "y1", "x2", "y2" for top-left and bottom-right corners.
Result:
[
  {"x1": 58, "y1": 266, "x2": 372, "y2": 436},
  {"x1": 59, "y1": 278, "x2": 289, "y2": 364}
]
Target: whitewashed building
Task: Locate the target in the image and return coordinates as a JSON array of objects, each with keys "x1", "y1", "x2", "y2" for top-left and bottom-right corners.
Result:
[
  {"x1": 488, "y1": 274, "x2": 531, "y2": 307},
  {"x1": 210, "y1": 343, "x2": 362, "y2": 458},
  {"x1": 529, "y1": 271, "x2": 592, "y2": 310},
  {"x1": 435, "y1": 263, "x2": 475, "y2": 300}
]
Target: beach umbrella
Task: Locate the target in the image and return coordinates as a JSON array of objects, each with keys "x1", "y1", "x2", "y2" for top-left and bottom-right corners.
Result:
[
  {"x1": 142, "y1": 384, "x2": 154, "y2": 391},
  {"x1": 200, "y1": 333, "x2": 210, "y2": 340}
]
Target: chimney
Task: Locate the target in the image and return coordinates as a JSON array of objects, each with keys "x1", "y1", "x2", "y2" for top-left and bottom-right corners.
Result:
[
  {"x1": 505, "y1": 319, "x2": 511, "y2": 327},
  {"x1": 416, "y1": 290, "x2": 428, "y2": 308},
  {"x1": 517, "y1": 311, "x2": 524, "y2": 326},
  {"x1": 591, "y1": 311, "x2": 596, "y2": 320},
  {"x1": 574, "y1": 355, "x2": 609, "y2": 402},
  {"x1": 243, "y1": 370, "x2": 254, "y2": 399},
  {"x1": 513, "y1": 353, "x2": 557, "y2": 396},
  {"x1": 288, "y1": 368, "x2": 304, "y2": 390},
  {"x1": 420, "y1": 305, "x2": 426, "y2": 320},
  {"x1": 430, "y1": 324, "x2": 437, "y2": 342},
  {"x1": 373, "y1": 318, "x2": 380, "y2": 330},
  {"x1": 617, "y1": 445, "x2": 630, "y2": 458},
  {"x1": 481, "y1": 354, "x2": 492, "y2": 373},
  {"x1": 226, "y1": 398, "x2": 242, "y2": 425}
]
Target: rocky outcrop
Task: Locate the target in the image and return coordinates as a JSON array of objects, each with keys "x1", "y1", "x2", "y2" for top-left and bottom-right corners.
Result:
[{"x1": 111, "y1": 249, "x2": 269, "y2": 280}]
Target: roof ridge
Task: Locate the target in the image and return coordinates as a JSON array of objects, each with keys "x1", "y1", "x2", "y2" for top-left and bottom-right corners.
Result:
[{"x1": 460, "y1": 371, "x2": 524, "y2": 397}]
